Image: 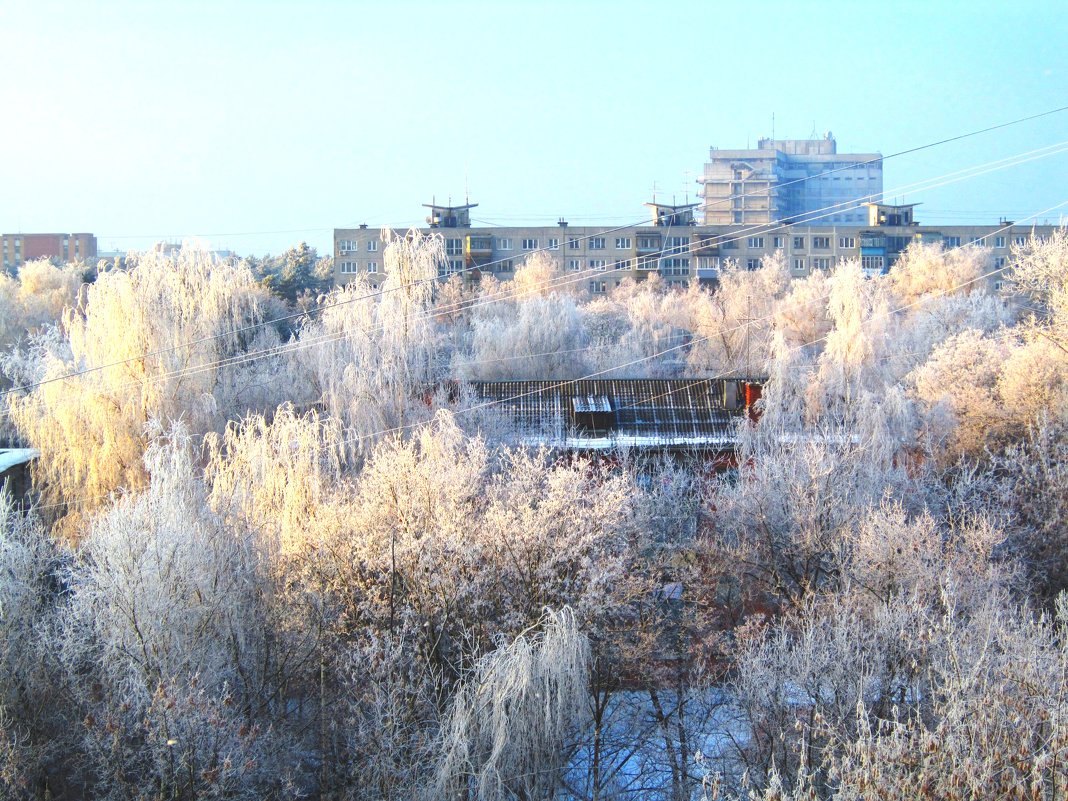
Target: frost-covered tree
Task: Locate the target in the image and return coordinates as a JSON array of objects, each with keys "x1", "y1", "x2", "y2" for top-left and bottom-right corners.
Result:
[
  {"x1": 296, "y1": 230, "x2": 444, "y2": 452},
  {"x1": 1006, "y1": 227, "x2": 1068, "y2": 339},
  {"x1": 2, "y1": 247, "x2": 283, "y2": 518},
  {"x1": 687, "y1": 255, "x2": 789, "y2": 377},
  {"x1": 249, "y1": 241, "x2": 333, "y2": 307},
  {"x1": 584, "y1": 277, "x2": 695, "y2": 378},
  {"x1": 889, "y1": 240, "x2": 991, "y2": 304},
  {"x1": 460, "y1": 292, "x2": 589, "y2": 380},
  {"x1": 423, "y1": 607, "x2": 590, "y2": 801}
]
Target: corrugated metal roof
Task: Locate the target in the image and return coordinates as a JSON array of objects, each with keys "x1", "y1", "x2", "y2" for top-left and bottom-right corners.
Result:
[{"x1": 470, "y1": 379, "x2": 746, "y2": 450}]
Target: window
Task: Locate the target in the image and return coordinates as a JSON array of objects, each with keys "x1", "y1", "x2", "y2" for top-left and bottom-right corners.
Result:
[
  {"x1": 614, "y1": 259, "x2": 628, "y2": 270},
  {"x1": 861, "y1": 255, "x2": 884, "y2": 272},
  {"x1": 367, "y1": 241, "x2": 378, "y2": 252},
  {"x1": 994, "y1": 257, "x2": 1007, "y2": 269},
  {"x1": 813, "y1": 236, "x2": 830, "y2": 249},
  {"x1": 522, "y1": 238, "x2": 538, "y2": 250},
  {"x1": 548, "y1": 237, "x2": 560, "y2": 250},
  {"x1": 747, "y1": 236, "x2": 765, "y2": 249},
  {"x1": 339, "y1": 261, "x2": 357, "y2": 274},
  {"x1": 590, "y1": 237, "x2": 606, "y2": 250},
  {"x1": 446, "y1": 238, "x2": 463, "y2": 255},
  {"x1": 367, "y1": 261, "x2": 378, "y2": 273},
  {"x1": 792, "y1": 257, "x2": 806, "y2": 272},
  {"x1": 1013, "y1": 235, "x2": 1027, "y2": 247},
  {"x1": 337, "y1": 239, "x2": 357, "y2": 253},
  {"x1": 662, "y1": 258, "x2": 689, "y2": 276},
  {"x1": 496, "y1": 259, "x2": 514, "y2": 272},
  {"x1": 589, "y1": 259, "x2": 607, "y2": 271},
  {"x1": 589, "y1": 280, "x2": 607, "y2": 293},
  {"x1": 668, "y1": 236, "x2": 689, "y2": 250},
  {"x1": 568, "y1": 237, "x2": 581, "y2": 249},
  {"x1": 793, "y1": 236, "x2": 806, "y2": 250},
  {"x1": 615, "y1": 237, "x2": 631, "y2": 249},
  {"x1": 943, "y1": 236, "x2": 961, "y2": 248},
  {"x1": 746, "y1": 258, "x2": 761, "y2": 271},
  {"x1": 567, "y1": 259, "x2": 582, "y2": 272},
  {"x1": 450, "y1": 259, "x2": 464, "y2": 273},
  {"x1": 995, "y1": 236, "x2": 1006, "y2": 248},
  {"x1": 497, "y1": 237, "x2": 512, "y2": 250},
  {"x1": 722, "y1": 238, "x2": 739, "y2": 250},
  {"x1": 812, "y1": 257, "x2": 831, "y2": 270},
  {"x1": 637, "y1": 235, "x2": 660, "y2": 250},
  {"x1": 773, "y1": 236, "x2": 786, "y2": 249},
  {"x1": 838, "y1": 236, "x2": 856, "y2": 249},
  {"x1": 970, "y1": 237, "x2": 985, "y2": 247}
]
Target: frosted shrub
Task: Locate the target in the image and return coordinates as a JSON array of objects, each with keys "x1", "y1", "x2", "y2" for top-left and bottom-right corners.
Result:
[
  {"x1": 746, "y1": 594, "x2": 1068, "y2": 801},
  {"x1": 0, "y1": 496, "x2": 60, "y2": 796},
  {"x1": 0, "y1": 258, "x2": 86, "y2": 354},
  {"x1": 62, "y1": 423, "x2": 306, "y2": 798}
]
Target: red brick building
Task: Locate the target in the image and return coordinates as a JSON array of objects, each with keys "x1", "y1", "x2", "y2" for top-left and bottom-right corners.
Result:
[{"x1": 0, "y1": 232, "x2": 97, "y2": 272}]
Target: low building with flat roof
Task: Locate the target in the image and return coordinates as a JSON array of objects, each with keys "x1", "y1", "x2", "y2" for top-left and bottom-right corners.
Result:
[{"x1": 334, "y1": 200, "x2": 1055, "y2": 294}]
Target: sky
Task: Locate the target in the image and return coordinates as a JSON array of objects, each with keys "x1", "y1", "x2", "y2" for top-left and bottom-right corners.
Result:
[{"x1": 0, "y1": 0, "x2": 1066, "y2": 257}]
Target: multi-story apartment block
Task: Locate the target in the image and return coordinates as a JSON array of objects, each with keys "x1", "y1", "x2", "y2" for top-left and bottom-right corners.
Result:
[
  {"x1": 698, "y1": 133, "x2": 882, "y2": 226},
  {"x1": 334, "y1": 200, "x2": 1053, "y2": 295},
  {"x1": 0, "y1": 232, "x2": 97, "y2": 272}
]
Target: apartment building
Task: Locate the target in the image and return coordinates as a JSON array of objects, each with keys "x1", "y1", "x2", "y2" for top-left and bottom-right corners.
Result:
[
  {"x1": 333, "y1": 201, "x2": 1054, "y2": 294},
  {"x1": 698, "y1": 133, "x2": 882, "y2": 226},
  {"x1": 0, "y1": 232, "x2": 97, "y2": 272}
]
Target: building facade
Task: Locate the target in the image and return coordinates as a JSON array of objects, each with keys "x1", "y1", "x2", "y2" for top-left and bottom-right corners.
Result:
[
  {"x1": 698, "y1": 134, "x2": 882, "y2": 226},
  {"x1": 334, "y1": 201, "x2": 1052, "y2": 295},
  {"x1": 0, "y1": 232, "x2": 97, "y2": 272}
]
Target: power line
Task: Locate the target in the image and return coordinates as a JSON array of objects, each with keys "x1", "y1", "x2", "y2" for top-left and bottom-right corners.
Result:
[
  {"x1": 329, "y1": 201, "x2": 1068, "y2": 450},
  {"x1": 23, "y1": 201, "x2": 1066, "y2": 515},
  {"x1": 4, "y1": 138, "x2": 1065, "y2": 414}
]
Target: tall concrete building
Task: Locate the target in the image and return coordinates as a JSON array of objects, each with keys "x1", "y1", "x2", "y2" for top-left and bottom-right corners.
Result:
[
  {"x1": 698, "y1": 133, "x2": 882, "y2": 226},
  {"x1": 0, "y1": 232, "x2": 97, "y2": 272}
]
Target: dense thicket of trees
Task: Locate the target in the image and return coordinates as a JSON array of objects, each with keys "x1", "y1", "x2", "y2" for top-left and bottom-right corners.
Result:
[{"x1": 0, "y1": 230, "x2": 1066, "y2": 799}]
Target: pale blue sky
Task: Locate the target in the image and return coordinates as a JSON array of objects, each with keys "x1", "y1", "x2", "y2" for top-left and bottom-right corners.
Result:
[{"x1": 1, "y1": 0, "x2": 1065, "y2": 256}]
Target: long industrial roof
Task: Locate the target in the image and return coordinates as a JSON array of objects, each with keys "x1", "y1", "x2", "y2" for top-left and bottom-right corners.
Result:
[{"x1": 470, "y1": 378, "x2": 748, "y2": 450}]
